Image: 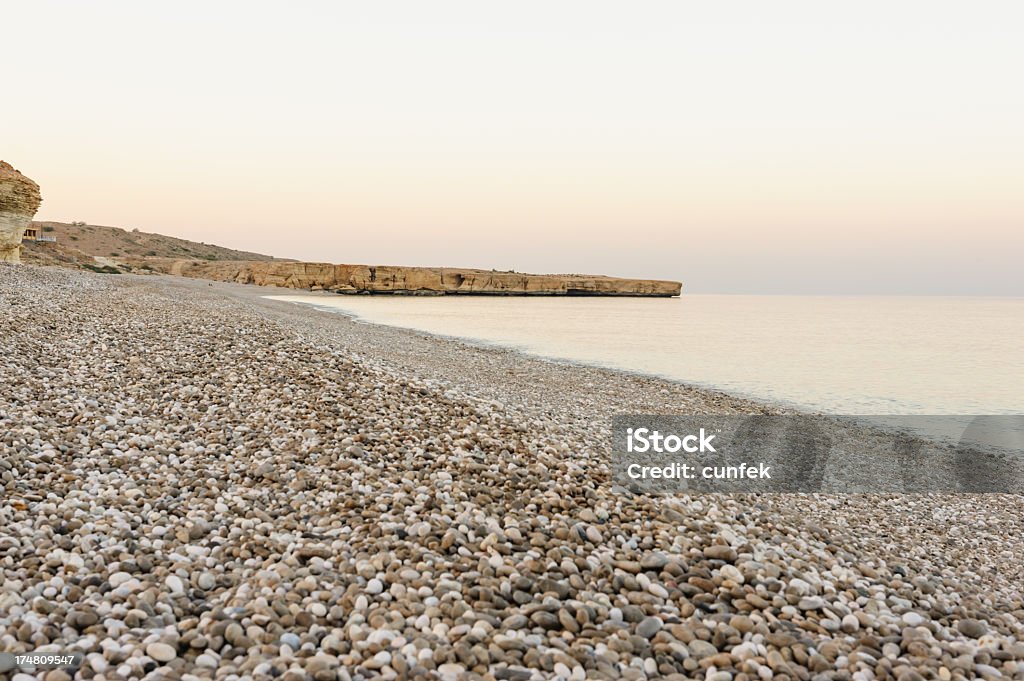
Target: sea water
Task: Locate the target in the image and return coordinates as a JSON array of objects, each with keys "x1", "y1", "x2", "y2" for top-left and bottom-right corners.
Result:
[{"x1": 267, "y1": 294, "x2": 1023, "y2": 415}]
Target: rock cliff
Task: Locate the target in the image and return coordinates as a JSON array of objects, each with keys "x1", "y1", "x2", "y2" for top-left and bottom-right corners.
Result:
[
  {"x1": 0, "y1": 162, "x2": 43, "y2": 263},
  {"x1": 126, "y1": 259, "x2": 682, "y2": 296}
]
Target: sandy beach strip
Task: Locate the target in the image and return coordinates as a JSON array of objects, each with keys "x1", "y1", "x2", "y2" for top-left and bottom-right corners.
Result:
[{"x1": 2, "y1": 264, "x2": 1022, "y2": 681}]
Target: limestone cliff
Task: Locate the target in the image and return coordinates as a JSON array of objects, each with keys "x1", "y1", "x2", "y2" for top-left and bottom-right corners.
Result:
[
  {"x1": 125, "y1": 259, "x2": 682, "y2": 296},
  {"x1": 0, "y1": 162, "x2": 42, "y2": 263}
]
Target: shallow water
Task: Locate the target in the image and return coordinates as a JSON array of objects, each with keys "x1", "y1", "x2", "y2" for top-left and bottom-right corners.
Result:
[{"x1": 268, "y1": 294, "x2": 1024, "y2": 415}]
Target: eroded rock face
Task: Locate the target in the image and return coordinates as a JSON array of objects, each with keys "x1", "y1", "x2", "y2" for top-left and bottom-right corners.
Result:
[
  {"x1": 129, "y1": 259, "x2": 683, "y2": 296},
  {"x1": 0, "y1": 161, "x2": 42, "y2": 263}
]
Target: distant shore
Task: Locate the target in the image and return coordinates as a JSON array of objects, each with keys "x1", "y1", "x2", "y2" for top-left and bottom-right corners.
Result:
[
  {"x1": 120, "y1": 258, "x2": 684, "y2": 297},
  {"x1": 2, "y1": 264, "x2": 1022, "y2": 680}
]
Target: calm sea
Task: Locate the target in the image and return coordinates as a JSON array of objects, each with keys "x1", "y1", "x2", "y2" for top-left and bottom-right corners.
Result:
[{"x1": 268, "y1": 294, "x2": 1023, "y2": 415}]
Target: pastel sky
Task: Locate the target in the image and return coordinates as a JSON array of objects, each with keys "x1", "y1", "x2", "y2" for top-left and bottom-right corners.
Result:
[{"x1": 4, "y1": 1, "x2": 1022, "y2": 294}]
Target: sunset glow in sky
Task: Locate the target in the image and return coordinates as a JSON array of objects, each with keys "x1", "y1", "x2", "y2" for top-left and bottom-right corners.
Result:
[{"x1": 4, "y1": 1, "x2": 1022, "y2": 293}]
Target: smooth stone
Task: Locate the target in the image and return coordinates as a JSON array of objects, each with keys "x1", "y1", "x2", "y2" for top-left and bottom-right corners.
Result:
[
  {"x1": 640, "y1": 552, "x2": 669, "y2": 570},
  {"x1": 730, "y1": 615, "x2": 754, "y2": 633},
  {"x1": 166, "y1": 574, "x2": 185, "y2": 594},
  {"x1": 798, "y1": 596, "x2": 825, "y2": 610},
  {"x1": 438, "y1": 663, "x2": 466, "y2": 680},
  {"x1": 109, "y1": 571, "x2": 132, "y2": 587},
  {"x1": 636, "y1": 616, "x2": 662, "y2": 639},
  {"x1": 688, "y1": 640, "x2": 718, "y2": 659},
  {"x1": 537, "y1": 578, "x2": 571, "y2": 599},
  {"x1": 225, "y1": 622, "x2": 245, "y2": 644},
  {"x1": 902, "y1": 612, "x2": 925, "y2": 627},
  {"x1": 957, "y1": 619, "x2": 988, "y2": 638},
  {"x1": 720, "y1": 564, "x2": 744, "y2": 584},
  {"x1": 531, "y1": 611, "x2": 561, "y2": 630},
  {"x1": 196, "y1": 654, "x2": 218, "y2": 667},
  {"x1": 648, "y1": 583, "x2": 668, "y2": 599},
  {"x1": 366, "y1": 651, "x2": 391, "y2": 669},
  {"x1": 146, "y1": 642, "x2": 177, "y2": 663},
  {"x1": 503, "y1": 614, "x2": 529, "y2": 630},
  {"x1": 703, "y1": 545, "x2": 737, "y2": 562}
]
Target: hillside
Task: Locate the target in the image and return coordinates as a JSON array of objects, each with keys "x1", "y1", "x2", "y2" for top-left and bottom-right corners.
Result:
[
  {"x1": 21, "y1": 221, "x2": 290, "y2": 270},
  {"x1": 21, "y1": 221, "x2": 680, "y2": 296}
]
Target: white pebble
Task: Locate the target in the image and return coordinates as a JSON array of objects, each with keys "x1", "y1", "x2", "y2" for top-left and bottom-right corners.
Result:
[{"x1": 166, "y1": 575, "x2": 185, "y2": 594}]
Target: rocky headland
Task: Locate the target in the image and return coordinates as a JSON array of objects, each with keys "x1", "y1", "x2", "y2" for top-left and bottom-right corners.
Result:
[
  {"x1": 0, "y1": 161, "x2": 42, "y2": 263},
  {"x1": 7, "y1": 183, "x2": 678, "y2": 295},
  {"x1": 120, "y1": 259, "x2": 683, "y2": 297}
]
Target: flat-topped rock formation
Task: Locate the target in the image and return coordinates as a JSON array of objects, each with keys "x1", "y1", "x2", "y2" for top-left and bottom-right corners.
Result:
[
  {"x1": 13, "y1": 214, "x2": 679, "y2": 294},
  {"x1": 126, "y1": 259, "x2": 682, "y2": 296},
  {"x1": 0, "y1": 161, "x2": 42, "y2": 263}
]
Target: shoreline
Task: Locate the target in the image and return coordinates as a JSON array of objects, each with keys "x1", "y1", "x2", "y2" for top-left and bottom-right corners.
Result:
[
  {"x1": 262, "y1": 291, "x2": 797, "y2": 418},
  {"x1": 176, "y1": 275, "x2": 781, "y2": 422},
  {"x1": 3, "y1": 264, "x2": 1023, "y2": 680},
  {"x1": 261, "y1": 290, "x2": 1024, "y2": 418}
]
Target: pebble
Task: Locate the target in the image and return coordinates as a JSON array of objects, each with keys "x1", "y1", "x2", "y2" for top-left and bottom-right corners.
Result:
[
  {"x1": 903, "y1": 612, "x2": 925, "y2": 627},
  {"x1": 195, "y1": 654, "x2": 218, "y2": 667},
  {"x1": 108, "y1": 571, "x2": 132, "y2": 587},
  {"x1": 957, "y1": 619, "x2": 989, "y2": 639},
  {"x1": 367, "y1": 651, "x2": 391, "y2": 669},
  {"x1": 688, "y1": 640, "x2": 718, "y2": 659},
  {"x1": 640, "y1": 552, "x2": 669, "y2": 570},
  {"x1": 704, "y1": 545, "x2": 737, "y2": 561},
  {"x1": 720, "y1": 564, "x2": 744, "y2": 584},
  {"x1": 146, "y1": 642, "x2": 177, "y2": 663},
  {"x1": 438, "y1": 663, "x2": 466, "y2": 680},
  {"x1": 0, "y1": 265, "x2": 1021, "y2": 681},
  {"x1": 166, "y1": 574, "x2": 185, "y2": 594},
  {"x1": 798, "y1": 596, "x2": 825, "y2": 610},
  {"x1": 636, "y1": 616, "x2": 662, "y2": 639},
  {"x1": 87, "y1": 655, "x2": 107, "y2": 673}
]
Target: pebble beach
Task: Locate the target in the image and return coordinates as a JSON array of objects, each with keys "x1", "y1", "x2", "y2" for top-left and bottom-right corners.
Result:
[{"x1": 2, "y1": 264, "x2": 1023, "y2": 681}]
